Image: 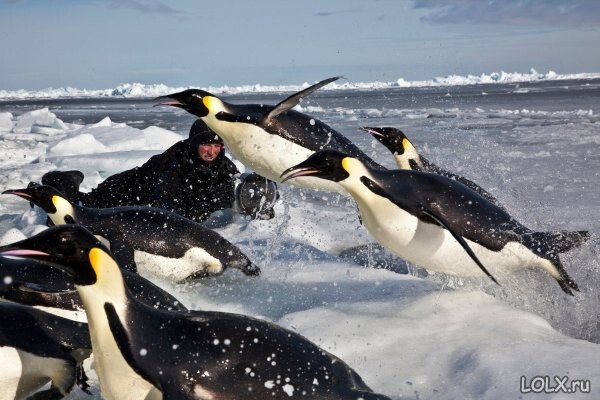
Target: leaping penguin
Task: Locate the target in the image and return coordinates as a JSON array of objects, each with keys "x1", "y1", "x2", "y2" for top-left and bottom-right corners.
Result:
[
  {"x1": 1, "y1": 255, "x2": 188, "y2": 322},
  {"x1": 0, "y1": 300, "x2": 91, "y2": 399},
  {"x1": 0, "y1": 225, "x2": 392, "y2": 400},
  {"x1": 281, "y1": 150, "x2": 588, "y2": 295},
  {"x1": 155, "y1": 77, "x2": 384, "y2": 193},
  {"x1": 363, "y1": 126, "x2": 504, "y2": 207},
  {"x1": 4, "y1": 185, "x2": 260, "y2": 282}
]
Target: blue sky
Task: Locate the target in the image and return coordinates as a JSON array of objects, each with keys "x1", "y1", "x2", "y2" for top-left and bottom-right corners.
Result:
[{"x1": 0, "y1": 0, "x2": 599, "y2": 90}]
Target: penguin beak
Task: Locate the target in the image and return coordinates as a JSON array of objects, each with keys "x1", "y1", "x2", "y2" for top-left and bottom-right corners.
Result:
[
  {"x1": 3, "y1": 189, "x2": 33, "y2": 199},
  {"x1": 153, "y1": 95, "x2": 186, "y2": 108},
  {"x1": 0, "y1": 249, "x2": 50, "y2": 258},
  {"x1": 360, "y1": 127, "x2": 384, "y2": 138},
  {"x1": 3, "y1": 188, "x2": 35, "y2": 209},
  {"x1": 280, "y1": 163, "x2": 324, "y2": 183},
  {"x1": 0, "y1": 226, "x2": 100, "y2": 286},
  {"x1": 0, "y1": 246, "x2": 77, "y2": 280},
  {"x1": 154, "y1": 90, "x2": 209, "y2": 118},
  {"x1": 154, "y1": 91, "x2": 193, "y2": 111}
]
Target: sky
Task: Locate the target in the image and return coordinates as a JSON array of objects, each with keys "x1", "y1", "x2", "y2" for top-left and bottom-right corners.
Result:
[{"x1": 0, "y1": 0, "x2": 599, "y2": 90}]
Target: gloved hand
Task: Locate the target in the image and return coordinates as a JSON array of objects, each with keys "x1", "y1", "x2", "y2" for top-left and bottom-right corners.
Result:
[{"x1": 234, "y1": 173, "x2": 279, "y2": 220}]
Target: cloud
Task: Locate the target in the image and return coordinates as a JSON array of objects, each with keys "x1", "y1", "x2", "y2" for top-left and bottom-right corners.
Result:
[
  {"x1": 313, "y1": 7, "x2": 361, "y2": 17},
  {"x1": 99, "y1": 0, "x2": 187, "y2": 20},
  {"x1": 413, "y1": 0, "x2": 600, "y2": 26}
]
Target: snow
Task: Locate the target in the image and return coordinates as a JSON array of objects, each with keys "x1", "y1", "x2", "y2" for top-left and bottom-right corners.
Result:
[
  {"x1": 1, "y1": 69, "x2": 600, "y2": 99},
  {"x1": 0, "y1": 112, "x2": 13, "y2": 132},
  {"x1": 0, "y1": 87, "x2": 598, "y2": 400},
  {"x1": 281, "y1": 291, "x2": 600, "y2": 399}
]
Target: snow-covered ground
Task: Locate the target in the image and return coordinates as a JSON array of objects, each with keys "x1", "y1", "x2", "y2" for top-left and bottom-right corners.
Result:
[{"x1": 0, "y1": 82, "x2": 599, "y2": 399}]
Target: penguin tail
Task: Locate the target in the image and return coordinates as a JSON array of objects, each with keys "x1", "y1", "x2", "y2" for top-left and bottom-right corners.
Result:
[
  {"x1": 240, "y1": 262, "x2": 261, "y2": 276},
  {"x1": 552, "y1": 256, "x2": 579, "y2": 296},
  {"x1": 523, "y1": 230, "x2": 590, "y2": 254},
  {"x1": 521, "y1": 231, "x2": 588, "y2": 296}
]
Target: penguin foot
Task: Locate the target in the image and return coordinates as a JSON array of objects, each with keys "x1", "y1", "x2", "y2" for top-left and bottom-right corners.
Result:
[
  {"x1": 556, "y1": 278, "x2": 578, "y2": 296},
  {"x1": 76, "y1": 363, "x2": 92, "y2": 395},
  {"x1": 241, "y1": 263, "x2": 261, "y2": 276}
]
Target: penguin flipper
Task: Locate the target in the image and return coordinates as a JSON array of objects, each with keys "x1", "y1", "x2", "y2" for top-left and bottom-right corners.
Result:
[
  {"x1": 105, "y1": 234, "x2": 137, "y2": 272},
  {"x1": 160, "y1": 384, "x2": 184, "y2": 400},
  {"x1": 360, "y1": 175, "x2": 500, "y2": 284},
  {"x1": 17, "y1": 282, "x2": 74, "y2": 294},
  {"x1": 266, "y1": 76, "x2": 341, "y2": 120},
  {"x1": 421, "y1": 209, "x2": 500, "y2": 286},
  {"x1": 26, "y1": 387, "x2": 63, "y2": 400}
]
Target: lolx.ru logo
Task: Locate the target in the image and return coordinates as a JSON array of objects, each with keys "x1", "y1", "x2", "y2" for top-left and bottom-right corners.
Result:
[{"x1": 520, "y1": 376, "x2": 591, "y2": 394}]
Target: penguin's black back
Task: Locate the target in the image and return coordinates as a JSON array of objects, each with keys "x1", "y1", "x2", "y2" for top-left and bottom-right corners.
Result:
[
  {"x1": 103, "y1": 298, "x2": 384, "y2": 399},
  {"x1": 1, "y1": 256, "x2": 187, "y2": 312},
  {"x1": 0, "y1": 301, "x2": 90, "y2": 359},
  {"x1": 78, "y1": 205, "x2": 251, "y2": 269},
  {"x1": 223, "y1": 103, "x2": 385, "y2": 170},
  {"x1": 1, "y1": 257, "x2": 80, "y2": 310},
  {"x1": 367, "y1": 168, "x2": 528, "y2": 251}
]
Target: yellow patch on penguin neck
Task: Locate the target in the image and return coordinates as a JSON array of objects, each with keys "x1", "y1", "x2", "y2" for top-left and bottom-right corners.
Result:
[
  {"x1": 52, "y1": 195, "x2": 72, "y2": 210},
  {"x1": 202, "y1": 96, "x2": 212, "y2": 110},
  {"x1": 341, "y1": 157, "x2": 351, "y2": 173},
  {"x1": 89, "y1": 247, "x2": 121, "y2": 284},
  {"x1": 341, "y1": 157, "x2": 363, "y2": 176},
  {"x1": 203, "y1": 96, "x2": 222, "y2": 113},
  {"x1": 402, "y1": 138, "x2": 416, "y2": 153},
  {"x1": 50, "y1": 195, "x2": 75, "y2": 224}
]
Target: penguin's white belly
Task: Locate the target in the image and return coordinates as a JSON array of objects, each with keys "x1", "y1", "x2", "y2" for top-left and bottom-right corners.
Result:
[
  {"x1": 0, "y1": 348, "x2": 70, "y2": 400},
  {"x1": 358, "y1": 197, "x2": 551, "y2": 278},
  {"x1": 210, "y1": 120, "x2": 345, "y2": 193},
  {"x1": 83, "y1": 301, "x2": 157, "y2": 400},
  {"x1": 0, "y1": 347, "x2": 23, "y2": 400},
  {"x1": 134, "y1": 248, "x2": 223, "y2": 282}
]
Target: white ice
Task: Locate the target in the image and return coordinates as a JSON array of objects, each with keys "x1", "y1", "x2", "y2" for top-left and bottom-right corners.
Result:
[
  {"x1": 1, "y1": 69, "x2": 600, "y2": 100},
  {"x1": 0, "y1": 109, "x2": 598, "y2": 399}
]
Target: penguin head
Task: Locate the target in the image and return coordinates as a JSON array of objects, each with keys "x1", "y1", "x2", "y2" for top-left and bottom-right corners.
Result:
[
  {"x1": 280, "y1": 150, "x2": 353, "y2": 183},
  {"x1": 155, "y1": 89, "x2": 221, "y2": 118},
  {"x1": 362, "y1": 126, "x2": 421, "y2": 169},
  {"x1": 3, "y1": 184, "x2": 77, "y2": 225},
  {"x1": 362, "y1": 127, "x2": 410, "y2": 154},
  {"x1": 0, "y1": 225, "x2": 106, "y2": 286}
]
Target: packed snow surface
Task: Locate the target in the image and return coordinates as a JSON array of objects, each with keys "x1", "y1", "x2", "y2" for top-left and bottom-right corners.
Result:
[{"x1": 0, "y1": 81, "x2": 599, "y2": 400}]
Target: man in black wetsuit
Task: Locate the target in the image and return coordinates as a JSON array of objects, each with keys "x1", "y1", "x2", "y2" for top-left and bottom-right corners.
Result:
[{"x1": 42, "y1": 120, "x2": 276, "y2": 222}]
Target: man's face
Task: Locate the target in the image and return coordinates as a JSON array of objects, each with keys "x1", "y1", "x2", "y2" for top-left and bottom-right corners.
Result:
[{"x1": 198, "y1": 143, "x2": 223, "y2": 163}]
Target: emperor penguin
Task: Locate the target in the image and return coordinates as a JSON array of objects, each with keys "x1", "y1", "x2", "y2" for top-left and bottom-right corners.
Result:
[
  {"x1": 4, "y1": 185, "x2": 260, "y2": 282},
  {"x1": 0, "y1": 225, "x2": 392, "y2": 400},
  {"x1": 1, "y1": 255, "x2": 188, "y2": 322},
  {"x1": 363, "y1": 126, "x2": 504, "y2": 207},
  {"x1": 281, "y1": 150, "x2": 588, "y2": 295},
  {"x1": 155, "y1": 77, "x2": 384, "y2": 193},
  {"x1": 0, "y1": 300, "x2": 91, "y2": 400}
]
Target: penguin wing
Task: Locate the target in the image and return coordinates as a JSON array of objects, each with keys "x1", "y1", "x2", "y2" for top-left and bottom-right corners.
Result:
[
  {"x1": 366, "y1": 170, "x2": 525, "y2": 250},
  {"x1": 0, "y1": 303, "x2": 90, "y2": 357},
  {"x1": 266, "y1": 76, "x2": 340, "y2": 120},
  {"x1": 420, "y1": 209, "x2": 500, "y2": 284},
  {"x1": 103, "y1": 231, "x2": 137, "y2": 272},
  {"x1": 17, "y1": 281, "x2": 73, "y2": 293},
  {"x1": 122, "y1": 270, "x2": 189, "y2": 312}
]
